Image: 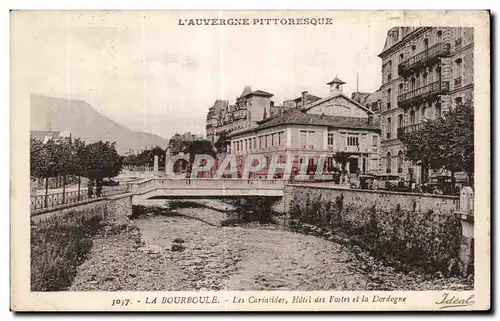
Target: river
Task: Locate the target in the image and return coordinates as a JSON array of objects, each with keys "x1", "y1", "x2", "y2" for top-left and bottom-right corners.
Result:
[{"x1": 70, "y1": 199, "x2": 472, "y2": 291}]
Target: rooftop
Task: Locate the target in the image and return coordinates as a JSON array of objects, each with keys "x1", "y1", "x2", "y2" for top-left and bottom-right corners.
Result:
[
  {"x1": 327, "y1": 76, "x2": 346, "y2": 85},
  {"x1": 228, "y1": 109, "x2": 380, "y2": 137}
]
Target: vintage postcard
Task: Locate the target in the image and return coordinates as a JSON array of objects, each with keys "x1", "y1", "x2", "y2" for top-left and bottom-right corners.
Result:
[{"x1": 10, "y1": 10, "x2": 490, "y2": 311}]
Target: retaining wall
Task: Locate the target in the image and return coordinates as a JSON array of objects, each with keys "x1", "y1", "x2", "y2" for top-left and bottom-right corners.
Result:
[
  {"x1": 31, "y1": 193, "x2": 133, "y2": 223},
  {"x1": 281, "y1": 184, "x2": 459, "y2": 215}
]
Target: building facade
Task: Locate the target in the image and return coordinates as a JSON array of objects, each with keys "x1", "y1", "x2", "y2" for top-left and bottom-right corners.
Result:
[
  {"x1": 378, "y1": 27, "x2": 473, "y2": 183},
  {"x1": 205, "y1": 86, "x2": 274, "y2": 147},
  {"x1": 228, "y1": 78, "x2": 381, "y2": 178},
  {"x1": 30, "y1": 130, "x2": 72, "y2": 144}
]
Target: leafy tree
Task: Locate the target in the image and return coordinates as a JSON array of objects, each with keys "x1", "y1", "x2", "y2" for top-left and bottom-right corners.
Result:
[
  {"x1": 214, "y1": 131, "x2": 229, "y2": 154},
  {"x1": 30, "y1": 138, "x2": 48, "y2": 179},
  {"x1": 399, "y1": 100, "x2": 474, "y2": 185},
  {"x1": 148, "y1": 146, "x2": 166, "y2": 169},
  {"x1": 168, "y1": 134, "x2": 188, "y2": 155},
  {"x1": 187, "y1": 140, "x2": 216, "y2": 164},
  {"x1": 70, "y1": 138, "x2": 87, "y2": 199},
  {"x1": 333, "y1": 152, "x2": 353, "y2": 174},
  {"x1": 82, "y1": 141, "x2": 123, "y2": 196}
]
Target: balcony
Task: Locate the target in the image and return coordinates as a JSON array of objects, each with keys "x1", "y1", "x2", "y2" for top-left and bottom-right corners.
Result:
[
  {"x1": 454, "y1": 77, "x2": 463, "y2": 88},
  {"x1": 343, "y1": 145, "x2": 360, "y2": 153},
  {"x1": 397, "y1": 80, "x2": 449, "y2": 108},
  {"x1": 398, "y1": 42, "x2": 451, "y2": 76},
  {"x1": 397, "y1": 123, "x2": 425, "y2": 139}
]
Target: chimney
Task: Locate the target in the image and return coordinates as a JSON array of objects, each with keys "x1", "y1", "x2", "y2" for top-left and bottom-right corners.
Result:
[{"x1": 301, "y1": 91, "x2": 308, "y2": 109}]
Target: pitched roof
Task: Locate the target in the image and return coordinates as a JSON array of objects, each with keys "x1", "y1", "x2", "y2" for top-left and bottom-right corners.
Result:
[
  {"x1": 228, "y1": 109, "x2": 380, "y2": 137},
  {"x1": 245, "y1": 89, "x2": 274, "y2": 98},
  {"x1": 240, "y1": 86, "x2": 252, "y2": 97},
  {"x1": 327, "y1": 76, "x2": 346, "y2": 85},
  {"x1": 293, "y1": 93, "x2": 322, "y2": 103},
  {"x1": 303, "y1": 92, "x2": 374, "y2": 115}
]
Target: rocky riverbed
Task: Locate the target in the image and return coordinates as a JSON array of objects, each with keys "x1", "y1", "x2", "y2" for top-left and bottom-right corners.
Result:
[{"x1": 70, "y1": 201, "x2": 472, "y2": 291}]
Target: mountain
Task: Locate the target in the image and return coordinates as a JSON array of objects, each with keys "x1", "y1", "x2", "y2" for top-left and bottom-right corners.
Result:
[{"x1": 30, "y1": 94, "x2": 170, "y2": 154}]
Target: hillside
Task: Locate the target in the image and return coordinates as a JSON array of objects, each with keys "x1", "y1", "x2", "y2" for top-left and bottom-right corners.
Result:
[{"x1": 30, "y1": 94, "x2": 169, "y2": 154}]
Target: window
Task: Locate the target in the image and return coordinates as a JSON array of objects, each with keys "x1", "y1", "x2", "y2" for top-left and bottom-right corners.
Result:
[
  {"x1": 278, "y1": 131, "x2": 284, "y2": 145},
  {"x1": 424, "y1": 38, "x2": 429, "y2": 51},
  {"x1": 386, "y1": 152, "x2": 392, "y2": 173},
  {"x1": 347, "y1": 136, "x2": 359, "y2": 146},
  {"x1": 387, "y1": 60, "x2": 392, "y2": 82},
  {"x1": 271, "y1": 134, "x2": 274, "y2": 146},
  {"x1": 249, "y1": 138, "x2": 252, "y2": 150},
  {"x1": 399, "y1": 53, "x2": 404, "y2": 63},
  {"x1": 387, "y1": 89, "x2": 392, "y2": 109},
  {"x1": 411, "y1": 78, "x2": 416, "y2": 91},
  {"x1": 423, "y1": 72, "x2": 428, "y2": 86},
  {"x1": 455, "y1": 97, "x2": 463, "y2": 108},
  {"x1": 386, "y1": 117, "x2": 392, "y2": 139},
  {"x1": 436, "y1": 103, "x2": 442, "y2": 118},
  {"x1": 454, "y1": 58, "x2": 463, "y2": 87},
  {"x1": 437, "y1": 30, "x2": 443, "y2": 43},
  {"x1": 411, "y1": 45, "x2": 416, "y2": 53},
  {"x1": 455, "y1": 28, "x2": 463, "y2": 48},
  {"x1": 398, "y1": 83, "x2": 403, "y2": 95},
  {"x1": 397, "y1": 151, "x2": 404, "y2": 173},
  {"x1": 253, "y1": 137, "x2": 256, "y2": 149},
  {"x1": 398, "y1": 114, "x2": 404, "y2": 128},
  {"x1": 299, "y1": 130, "x2": 307, "y2": 147},
  {"x1": 372, "y1": 135, "x2": 378, "y2": 152},
  {"x1": 435, "y1": 66, "x2": 442, "y2": 82},
  {"x1": 410, "y1": 110, "x2": 416, "y2": 125},
  {"x1": 421, "y1": 106, "x2": 427, "y2": 119},
  {"x1": 328, "y1": 132, "x2": 335, "y2": 146}
]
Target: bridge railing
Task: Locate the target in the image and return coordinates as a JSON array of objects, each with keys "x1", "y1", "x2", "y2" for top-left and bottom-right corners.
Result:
[
  {"x1": 130, "y1": 178, "x2": 285, "y2": 193},
  {"x1": 30, "y1": 184, "x2": 131, "y2": 212}
]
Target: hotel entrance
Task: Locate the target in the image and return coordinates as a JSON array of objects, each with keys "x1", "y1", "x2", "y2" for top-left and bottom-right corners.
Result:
[{"x1": 348, "y1": 158, "x2": 358, "y2": 174}]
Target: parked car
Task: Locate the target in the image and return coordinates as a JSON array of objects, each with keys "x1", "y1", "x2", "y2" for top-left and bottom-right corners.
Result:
[
  {"x1": 421, "y1": 175, "x2": 458, "y2": 195},
  {"x1": 358, "y1": 173, "x2": 377, "y2": 189},
  {"x1": 373, "y1": 174, "x2": 401, "y2": 190},
  {"x1": 386, "y1": 180, "x2": 413, "y2": 192},
  {"x1": 102, "y1": 178, "x2": 119, "y2": 186}
]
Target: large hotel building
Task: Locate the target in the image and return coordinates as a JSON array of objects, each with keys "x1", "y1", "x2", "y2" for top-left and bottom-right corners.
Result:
[{"x1": 378, "y1": 27, "x2": 473, "y2": 183}]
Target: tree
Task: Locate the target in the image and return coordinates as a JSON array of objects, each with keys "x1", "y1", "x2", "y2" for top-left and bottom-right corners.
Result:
[
  {"x1": 168, "y1": 134, "x2": 188, "y2": 155},
  {"x1": 30, "y1": 138, "x2": 48, "y2": 179},
  {"x1": 214, "y1": 131, "x2": 229, "y2": 154},
  {"x1": 399, "y1": 100, "x2": 474, "y2": 185},
  {"x1": 148, "y1": 146, "x2": 166, "y2": 169},
  {"x1": 70, "y1": 138, "x2": 87, "y2": 199},
  {"x1": 333, "y1": 152, "x2": 352, "y2": 173},
  {"x1": 82, "y1": 141, "x2": 123, "y2": 197}
]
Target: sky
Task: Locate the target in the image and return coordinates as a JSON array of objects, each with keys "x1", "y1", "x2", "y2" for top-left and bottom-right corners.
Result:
[{"x1": 12, "y1": 11, "x2": 395, "y2": 139}]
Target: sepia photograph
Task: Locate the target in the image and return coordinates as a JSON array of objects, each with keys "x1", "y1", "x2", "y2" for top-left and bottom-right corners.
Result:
[{"x1": 10, "y1": 10, "x2": 490, "y2": 311}]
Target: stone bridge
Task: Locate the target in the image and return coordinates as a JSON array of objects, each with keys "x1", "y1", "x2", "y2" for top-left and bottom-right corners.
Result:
[{"x1": 129, "y1": 178, "x2": 285, "y2": 204}]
